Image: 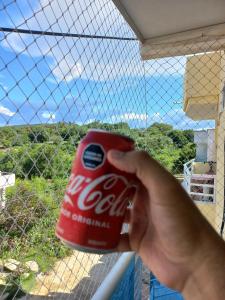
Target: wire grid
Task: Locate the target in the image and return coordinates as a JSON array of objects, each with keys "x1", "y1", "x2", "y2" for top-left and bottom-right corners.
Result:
[
  {"x1": 0, "y1": 0, "x2": 224, "y2": 299},
  {"x1": 0, "y1": 1, "x2": 144, "y2": 299}
]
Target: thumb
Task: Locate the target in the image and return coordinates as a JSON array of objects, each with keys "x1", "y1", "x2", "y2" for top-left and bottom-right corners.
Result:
[{"x1": 107, "y1": 150, "x2": 180, "y2": 195}]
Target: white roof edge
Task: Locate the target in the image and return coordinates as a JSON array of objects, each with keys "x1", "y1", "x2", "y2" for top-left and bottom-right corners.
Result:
[
  {"x1": 112, "y1": 0, "x2": 144, "y2": 42},
  {"x1": 143, "y1": 23, "x2": 225, "y2": 45},
  {"x1": 112, "y1": 0, "x2": 225, "y2": 59},
  {"x1": 141, "y1": 23, "x2": 225, "y2": 59}
]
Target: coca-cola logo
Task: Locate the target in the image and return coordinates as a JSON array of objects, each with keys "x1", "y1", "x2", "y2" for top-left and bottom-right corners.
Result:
[{"x1": 63, "y1": 173, "x2": 136, "y2": 217}]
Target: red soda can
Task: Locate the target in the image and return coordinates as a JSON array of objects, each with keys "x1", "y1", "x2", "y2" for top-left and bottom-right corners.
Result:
[{"x1": 55, "y1": 129, "x2": 137, "y2": 253}]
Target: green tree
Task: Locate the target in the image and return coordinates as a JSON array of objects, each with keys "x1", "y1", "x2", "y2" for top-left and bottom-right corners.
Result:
[
  {"x1": 0, "y1": 144, "x2": 73, "y2": 179},
  {"x1": 172, "y1": 143, "x2": 196, "y2": 174},
  {"x1": 28, "y1": 127, "x2": 49, "y2": 143},
  {"x1": 168, "y1": 130, "x2": 189, "y2": 148},
  {"x1": 147, "y1": 122, "x2": 173, "y2": 134},
  {"x1": 0, "y1": 127, "x2": 15, "y2": 147},
  {"x1": 183, "y1": 129, "x2": 194, "y2": 143}
]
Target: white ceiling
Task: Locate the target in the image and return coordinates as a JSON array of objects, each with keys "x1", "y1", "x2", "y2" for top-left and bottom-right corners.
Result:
[{"x1": 113, "y1": 0, "x2": 225, "y2": 58}]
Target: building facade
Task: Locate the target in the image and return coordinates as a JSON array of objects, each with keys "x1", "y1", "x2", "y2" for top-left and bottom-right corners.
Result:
[{"x1": 183, "y1": 51, "x2": 225, "y2": 238}]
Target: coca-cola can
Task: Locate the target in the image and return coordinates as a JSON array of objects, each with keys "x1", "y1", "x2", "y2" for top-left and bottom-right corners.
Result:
[{"x1": 55, "y1": 129, "x2": 137, "y2": 253}]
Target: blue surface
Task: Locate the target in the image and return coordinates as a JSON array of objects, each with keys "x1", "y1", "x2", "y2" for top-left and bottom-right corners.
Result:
[
  {"x1": 110, "y1": 256, "x2": 135, "y2": 300},
  {"x1": 150, "y1": 274, "x2": 184, "y2": 300},
  {"x1": 108, "y1": 259, "x2": 184, "y2": 300}
]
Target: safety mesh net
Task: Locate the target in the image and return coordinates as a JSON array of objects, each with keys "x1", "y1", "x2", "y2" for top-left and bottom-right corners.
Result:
[{"x1": 0, "y1": 0, "x2": 224, "y2": 299}]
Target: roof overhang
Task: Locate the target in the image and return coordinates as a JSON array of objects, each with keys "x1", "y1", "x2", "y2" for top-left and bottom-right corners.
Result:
[{"x1": 113, "y1": 0, "x2": 225, "y2": 59}]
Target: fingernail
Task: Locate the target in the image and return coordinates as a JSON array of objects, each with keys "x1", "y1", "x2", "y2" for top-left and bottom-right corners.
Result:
[{"x1": 110, "y1": 150, "x2": 125, "y2": 159}]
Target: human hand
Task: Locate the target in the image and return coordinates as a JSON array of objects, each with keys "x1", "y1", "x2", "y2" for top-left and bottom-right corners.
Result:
[{"x1": 108, "y1": 150, "x2": 225, "y2": 299}]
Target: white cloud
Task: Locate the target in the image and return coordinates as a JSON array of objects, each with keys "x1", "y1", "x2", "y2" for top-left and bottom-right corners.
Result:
[
  {"x1": 0, "y1": 82, "x2": 8, "y2": 91},
  {"x1": 151, "y1": 112, "x2": 163, "y2": 123},
  {"x1": 151, "y1": 109, "x2": 214, "y2": 130},
  {"x1": 41, "y1": 111, "x2": 56, "y2": 120},
  {"x1": 111, "y1": 112, "x2": 148, "y2": 122},
  {"x1": 75, "y1": 109, "x2": 214, "y2": 130},
  {"x1": 0, "y1": 106, "x2": 15, "y2": 116},
  {"x1": 51, "y1": 60, "x2": 83, "y2": 82},
  {"x1": 85, "y1": 118, "x2": 96, "y2": 124},
  {"x1": 76, "y1": 119, "x2": 96, "y2": 125},
  {"x1": 65, "y1": 94, "x2": 73, "y2": 99},
  {"x1": 46, "y1": 77, "x2": 59, "y2": 85}
]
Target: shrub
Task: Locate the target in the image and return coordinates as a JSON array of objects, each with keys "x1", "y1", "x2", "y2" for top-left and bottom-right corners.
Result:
[{"x1": 0, "y1": 177, "x2": 70, "y2": 271}]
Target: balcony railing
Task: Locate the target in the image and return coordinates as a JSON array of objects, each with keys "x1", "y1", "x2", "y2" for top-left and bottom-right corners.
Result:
[
  {"x1": 0, "y1": 172, "x2": 15, "y2": 188},
  {"x1": 183, "y1": 160, "x2": 216, "y2": 203},
  {"x1": 92, "y1": 252, "x2": 138, "y2": 300},
  {"x1": 0, "y1": 172, "x2": 15, "y2": 210}
]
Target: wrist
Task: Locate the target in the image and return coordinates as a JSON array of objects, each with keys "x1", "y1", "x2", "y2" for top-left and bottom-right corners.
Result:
[{"x1": 183, "y1": 234, "x2": 225, "y2": 300}]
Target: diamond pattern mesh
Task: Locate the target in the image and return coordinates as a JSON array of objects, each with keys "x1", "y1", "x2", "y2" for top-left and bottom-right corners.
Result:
[{"x1": 0, "y1": 0, "x2": 224, "y2": 299}]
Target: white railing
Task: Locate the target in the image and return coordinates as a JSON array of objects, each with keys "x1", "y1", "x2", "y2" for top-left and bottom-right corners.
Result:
[
  {"x1": 0, "y1": 172, "x2": 15, "y2": 188},
  {"x1": 183, "y1": 160, "x2": 216, "y2": 203},
  {"x1": 92, "y1": 252, "x2": 135, "y2": 300},
  {"x1": 0, "y1": 172, "x2": 15, "y2": 210}
]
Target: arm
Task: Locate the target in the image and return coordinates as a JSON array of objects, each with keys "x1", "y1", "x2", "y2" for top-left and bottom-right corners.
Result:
[{"x1": 108, "y1": 150, "x2": 225, "y2": 300}]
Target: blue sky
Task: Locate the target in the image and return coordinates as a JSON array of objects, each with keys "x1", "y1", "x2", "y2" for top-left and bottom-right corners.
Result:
[{"x1": 0, "y1": 0, "x2": 214, "y2": 130}]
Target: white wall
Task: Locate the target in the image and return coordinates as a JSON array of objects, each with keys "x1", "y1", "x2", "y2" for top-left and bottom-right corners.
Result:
[
  {"x1": 207, "y1": 129, "x2": 216, "y2": 161},
  {"x1": 194, "y1": 129, "x2": 215, "y2": 162}
]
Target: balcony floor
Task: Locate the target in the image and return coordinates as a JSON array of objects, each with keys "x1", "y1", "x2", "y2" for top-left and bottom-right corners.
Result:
[{"x1": 150, "y1": 274, "x2": 184, "y2": 300}]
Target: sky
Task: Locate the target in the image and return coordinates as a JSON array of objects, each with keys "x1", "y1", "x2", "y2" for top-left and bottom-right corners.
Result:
[{"x1": 0, "y1": 0, "x2": 214, "y2": 130}]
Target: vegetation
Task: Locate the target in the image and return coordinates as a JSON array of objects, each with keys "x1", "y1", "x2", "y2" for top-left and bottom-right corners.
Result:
[
  {"x1": 0, "y1": 122, "x2": 195, "y2": 176},
  {"x1": 0, "y1": 122, "x2": 195, "y2": 296}
]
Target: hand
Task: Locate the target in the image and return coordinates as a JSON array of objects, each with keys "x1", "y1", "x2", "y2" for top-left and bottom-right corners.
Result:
[{"x1": 108, "y1": 150, "x2": 225, "y2": 299}]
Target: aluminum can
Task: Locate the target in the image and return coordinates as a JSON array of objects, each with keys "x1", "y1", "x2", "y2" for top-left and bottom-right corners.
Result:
[{"x1": 55, "y1": 129, "x2": 137, "y2": 253}]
